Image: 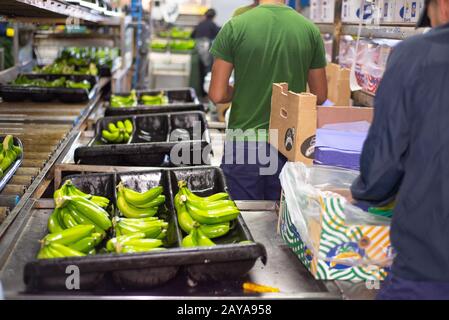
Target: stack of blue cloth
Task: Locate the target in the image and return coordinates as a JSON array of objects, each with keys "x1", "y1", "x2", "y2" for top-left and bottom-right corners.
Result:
[{"x1": 314, "y1": 121, "x2": 370, "y2": 171}]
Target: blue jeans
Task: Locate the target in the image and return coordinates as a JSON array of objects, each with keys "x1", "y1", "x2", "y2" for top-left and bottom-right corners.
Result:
[
  {"x1": 377, "y1": 273, "x2": 449, "y2": 300},
  {"x1": 220, "y1": 141, "x2": 287, "y2": 201}
]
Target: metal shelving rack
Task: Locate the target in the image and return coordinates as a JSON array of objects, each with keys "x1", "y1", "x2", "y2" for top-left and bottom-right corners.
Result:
[{"x1": 314, "y1": 0, "x2": 426, "y2": 107}]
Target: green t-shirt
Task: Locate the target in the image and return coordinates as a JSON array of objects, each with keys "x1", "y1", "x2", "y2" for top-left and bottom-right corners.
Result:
[
  {"x1": 232, "y1": 5, "x2": 256, "y2": 17},
  {"x1": 210, "y1": 4, "x2": 326, "y2": 139}
]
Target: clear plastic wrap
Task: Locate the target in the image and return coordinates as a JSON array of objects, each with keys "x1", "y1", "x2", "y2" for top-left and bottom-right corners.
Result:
[{"x1": 280, "y1": 162, "x2": 393, "y2": 268}]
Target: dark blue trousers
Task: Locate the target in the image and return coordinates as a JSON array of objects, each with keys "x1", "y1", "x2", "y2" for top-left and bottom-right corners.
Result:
[
  {"x1": 377, "y1": 274, "x2": 449, "y2": 300},
  {"x1": 220, "y1": 141, "x2": 287, "y2": 201}
]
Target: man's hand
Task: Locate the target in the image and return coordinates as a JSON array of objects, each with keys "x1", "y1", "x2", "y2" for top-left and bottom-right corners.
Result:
[
  {"x1": 308, "y1": 68, "x2": 328, "y2": 105},
  {"x1": 209, "y1": 58, "x2": 234, "y2": 104}
]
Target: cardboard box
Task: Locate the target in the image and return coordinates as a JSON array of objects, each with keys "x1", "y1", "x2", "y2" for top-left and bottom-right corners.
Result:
[
  {"x1": 326, "y1": 63, "x2": 351, "y2": 106},
  {"x1": 279, "y1": 192, "x2": 391, "y2": 281},
  {"x1": 270, "y1": 83, "x2": 373, "y2": 165},
  {"x1": 342, "y1": 0, "x2": 375, "y2": 23},
  {"x1": 269, "y1": 83, "x2": 317, "y2": 164}
]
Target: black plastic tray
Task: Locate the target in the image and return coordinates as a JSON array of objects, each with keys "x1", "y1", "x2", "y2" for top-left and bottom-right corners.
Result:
[
  {"x1": 0, "y1": 74, "x2": 98, "y2": 103},
  {"x1": 24, "y1": 170, "x2": 182, "y2": 291},
  {"x1": 23, "y1": 167, "x2": 266, "y2": 292},
  {"x1": 0, "y1": 136, "x2": 23, "y2": 194},
  {"x1": 104, "y1": 88, "x2": 205, "y2": 117},
  {"x1": 74, "y1": 111, "x2": 212, "y2": 167}
]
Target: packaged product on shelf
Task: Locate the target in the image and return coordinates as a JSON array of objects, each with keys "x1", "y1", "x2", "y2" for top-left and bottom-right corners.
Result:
[
  {"x1": 380, "y1": 0, "x2": 396, "y2": 23},
  {"x1": 279, "y1": 162, "x2": 393, "y2": 281},
  {"x1": 321, "y1": 0, "x2": 336, "y2": 23},
  {"x1": 394, "y1": 0, "x2": 406, "y2": 23},
  {"x1": 310, "y1": 0, "x2": 322, "y2": 22},
  {"x1": 404, "y1": 0, "x2": 425, "y2": 23},
  {"x1": 342, "y1": 0, "x2": 376, "y2": 23}
]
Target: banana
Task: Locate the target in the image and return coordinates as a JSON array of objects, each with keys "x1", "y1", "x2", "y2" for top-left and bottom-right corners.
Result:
[
  {"x1": 116, "y1": 120, "x2": 125, "y2": 130},
  {"x1": 117, "y1": 223, "x2": 165, "y2": 238},
  {"x1": 48, "y1": 208, "x2": 64, "y2": 233},
  {"x1": 115, "y1": 217, "x2": 159, "y2": 224},
  {"x1": 120, "y1": 246, "x2": 166, "y2": 254},
  {"x1": 197, "y1": 228, "x2": 216, "y2": 247},
  {"x1": 123, "y1": 132, "x2": 130, "y2": 143},
  {"x1": 177, "y1": 201, "x2": 196, "y2": 234},
  {"x1": 108, "y1": 123, "x2": 119, "y2": 132},
  {"x1": 186, "y1": 203, "x2": 240, "y2": 225},
  {"x1": 43, "y1": 225, "x2": 94, "y2": 246},
  {"x1": 49, "y1": 243, "x2": 85, "y2": 257},
  {"x1": 178, "y1": 181, "x2": 229, "y2": 202},
  {"x1": 37, "y1": 246, "x2": 52, "y2": 259},
  {"x1": 117, "y1": 219, "x2": 168, "y2": 229},
  {"x1": 117, "y1": 189, "x2": 158, "y2": 218},
  {"x1": 156, "y1": 229, "x2": 167, "y2": 240},
  {"x1": 66, "y1": 196, "x2": 112, "y2": 231},
  {"x1": 65, "y1": 182, "x2": 110, "y2": 209},
  {"x1": 63, "y1": 211, "x2": 78, "y2": 229},
  {"x1": 88, "y1": 249, "x2": 96, "y2": 255},
  {"x1": 119, "y1": 183, "x2": 163, "y2": 207},
  {"x1": 182, "y1": 228, "x2": 198, "y2": 247},
  {"x1": 124, "y1": 119, "x2": 133, "y2": 134},
  {"x1": 46, "y1": 245, "x2": 66, "y2": 258},
  {"x1": 199, "y1": 223, "x2": 230, "y2": 239},
  {"x1": 106, "y1": 233, "x2": 146, "y2": 252},
  {"x1": 66, "y1": 205, "x2": 105, "y2": 233},
  {"x1": 120, "y1": 238, "x2": 163, "y2": 248},
  {"x1": 102, "y1": 129, "x2": 120, "y2": 143},
  {"x1": 68, "y1": 232, "x2": 103, "y2": 254},
  {"x1": 2, "y1": 135, "x2": 13, "y2": 151}
]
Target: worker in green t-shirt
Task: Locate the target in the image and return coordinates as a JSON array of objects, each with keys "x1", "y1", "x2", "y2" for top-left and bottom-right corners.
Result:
[
  {"x1": 209, "y1": 0, "x2": 327, "y2": 200},
  {"x1": 233, "y1": 1, "x2": 259, "y2": 17}
]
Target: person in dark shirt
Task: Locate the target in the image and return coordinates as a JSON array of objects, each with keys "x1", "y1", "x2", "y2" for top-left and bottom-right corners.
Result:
[
  {"x1": 192, "y1": 9, "x2": 221, "y2": 97},
  {"x1": 351, "y1": 0, "x2": 449, "y2": 300}
]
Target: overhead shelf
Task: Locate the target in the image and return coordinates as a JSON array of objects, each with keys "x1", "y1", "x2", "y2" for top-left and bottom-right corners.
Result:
[
  {"x1": 316, "y1": 23, "x2": 336, "y2": 35},
  {"x1": 0, "y1": 0, "x2": 122, "y2": 25},
  {"x1": 341, "y1": 24, "x2": 425, "y2": 40}
]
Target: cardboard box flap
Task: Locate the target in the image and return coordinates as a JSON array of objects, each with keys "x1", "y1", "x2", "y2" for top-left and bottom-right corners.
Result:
[{"x1": 317, "y1": 106, "x2": 373, "y2": 128}]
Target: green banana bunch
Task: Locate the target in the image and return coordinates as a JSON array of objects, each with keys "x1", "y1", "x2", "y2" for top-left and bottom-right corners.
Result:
[
  {"x1": 116, "y1": 183, "x2": 165, "y2": 218},
  {"x1": 42, "y1": 225, "x2": 95, "y2": 246},
  {"x1": 0, "y1": 135, "x2": 22, "y2": 177},
  {"x1": 62, "y1": 180, "x2": 110, "y2": 209},
  {"x1": 110, "y1": 90, "x2": 137, "y2": 108},
  {"x1": 55, "y1": 195, "x2": 112, "y2": 232},
  {"x1": 115, "y1": 217, "x2": 168, "y2": 239},
  {"x1": 175, "y1": 181, "x2": 239, "y2": 239},
  {"x1": 175, "y1": 192, "x2": 230, "y2": 239},
  {"x1": 101, "y1": 119, "x2": 133, "y2": 144},
  {"x1": 182, "y1": 225, "x2": 216, "y2": 248},
  {"x1": 106, "y1": 233, "x2": 164, "y2": 254},
  {"x1": 68, "y1": 232, "x2": 104, "y2": 254},
  {"x1": 37, "y1": 243, "x2": 85, "y2": 259}
]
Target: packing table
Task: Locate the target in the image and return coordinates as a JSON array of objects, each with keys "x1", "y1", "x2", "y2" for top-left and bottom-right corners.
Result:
[{"x1": 0, "y1": 200, "x2": 377, "y2": 300}]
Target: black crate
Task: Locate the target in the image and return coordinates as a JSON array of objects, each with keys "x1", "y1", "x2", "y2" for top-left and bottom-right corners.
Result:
[
  {"x1": 0, "y1": 74, "x2": 98, "y2": 103},
  {"x1": 74, "y1": 111, "x2": 212, "y2": 167},
  {"x1": 24, "y1": 170, "x2": 183, "y2": 291},
  {"x1": 104, "y1": 88, "x2": 205, "y2": 117},
  {"x1": 169, "y1": 167, "x2": 267, "y2": 282},
  {"x1": 0, "y1": 136, "x2": 23, "y2": 194},
  {"x1": 23, "y1": 167, "x2": 267, "y2": 292}
]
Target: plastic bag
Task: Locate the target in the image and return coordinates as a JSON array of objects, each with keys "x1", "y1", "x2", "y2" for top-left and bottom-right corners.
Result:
[{"x1": 279, "y1": 162, "x2": 393, "y2": 267}]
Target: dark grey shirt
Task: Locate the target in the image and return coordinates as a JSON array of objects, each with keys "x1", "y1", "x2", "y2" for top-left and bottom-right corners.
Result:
[{"x1": 351, "y1": 22, "x2": 449, "y2": 281}]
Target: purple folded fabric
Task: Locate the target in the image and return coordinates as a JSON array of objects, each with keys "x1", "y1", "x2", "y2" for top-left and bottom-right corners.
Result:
[{"x1": 314, "y1": 148, "x2": 361, "y2": 170}]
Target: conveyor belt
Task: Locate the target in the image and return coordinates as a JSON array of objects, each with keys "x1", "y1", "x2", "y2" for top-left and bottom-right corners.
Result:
[{"x1": 0, "y1": 78, "x2": 109, "y2": 217}]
